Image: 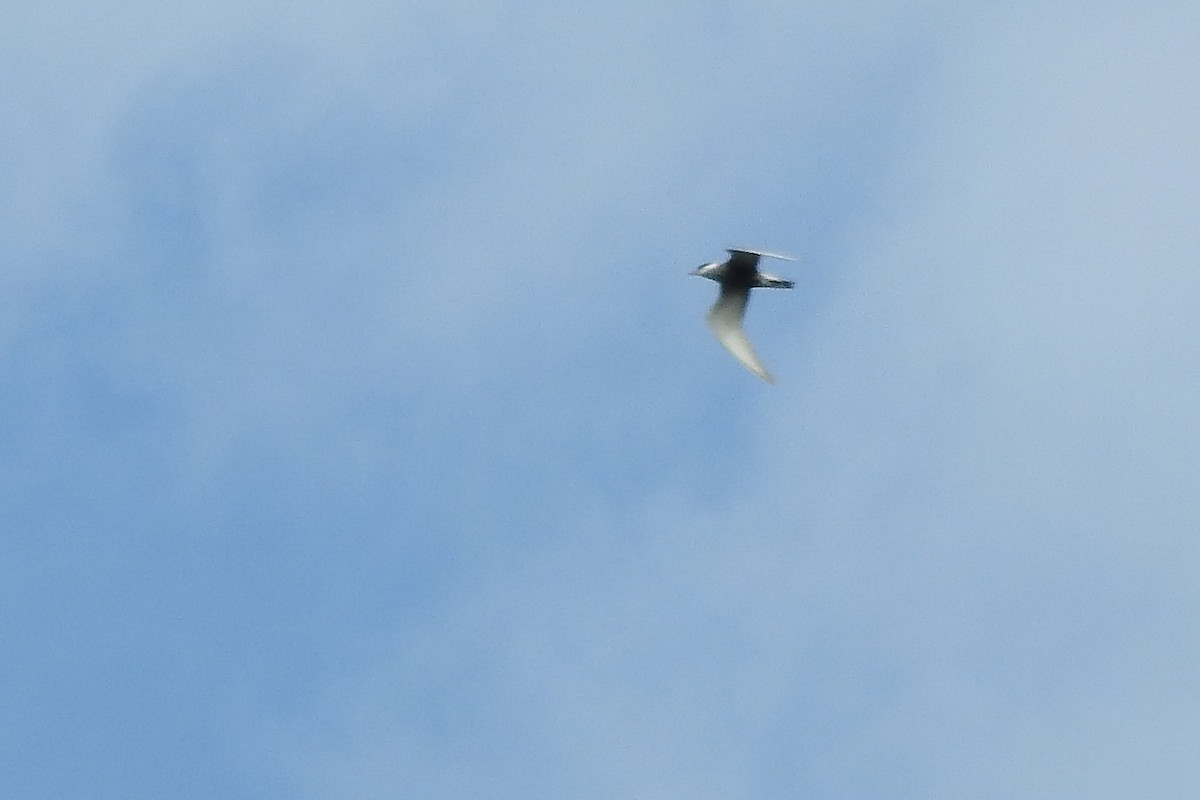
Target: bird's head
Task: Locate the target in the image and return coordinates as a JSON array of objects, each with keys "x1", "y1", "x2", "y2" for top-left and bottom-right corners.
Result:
[{"x1": 690, "y1": 262, "x2": 724, "y2": 281}]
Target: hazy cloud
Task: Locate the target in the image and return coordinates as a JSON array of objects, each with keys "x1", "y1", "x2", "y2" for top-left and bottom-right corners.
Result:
[{"x1": 4, "y1": 2, "x2": 1199, "y2": 798}]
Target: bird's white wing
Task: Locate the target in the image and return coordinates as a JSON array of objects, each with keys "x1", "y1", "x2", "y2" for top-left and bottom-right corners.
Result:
[
  {"x1": 706, "y1": 286, "x2": 774, "y2": 383},
  {"x1": 726, "y1": 248, "x2": 797, "y2": 262}
]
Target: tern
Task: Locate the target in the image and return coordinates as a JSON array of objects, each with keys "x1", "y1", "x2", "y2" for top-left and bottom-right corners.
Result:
[{"x1": 690, "y1": 248, "x2": 795, "y2": 383}]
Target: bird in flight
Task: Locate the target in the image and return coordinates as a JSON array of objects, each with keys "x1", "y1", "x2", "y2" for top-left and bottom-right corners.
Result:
[{"x1": 690, "y1": 248, "x2": 795, "y2": 383}]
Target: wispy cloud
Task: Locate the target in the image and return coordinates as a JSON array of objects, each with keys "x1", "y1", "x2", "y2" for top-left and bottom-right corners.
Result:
[{"x1": 4, "y1": 1, "x2": 1199, "y2": 798}]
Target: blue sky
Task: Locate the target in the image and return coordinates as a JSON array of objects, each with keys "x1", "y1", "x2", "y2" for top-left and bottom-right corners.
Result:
[{"x1": 4, "y1": 1, "x2": 1200, "y2": 797}]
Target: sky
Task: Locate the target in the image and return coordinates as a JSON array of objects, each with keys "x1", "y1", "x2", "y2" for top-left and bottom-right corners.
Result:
[{"x1": 4, "y1": 1, "x2": 1200, "y2": 798}]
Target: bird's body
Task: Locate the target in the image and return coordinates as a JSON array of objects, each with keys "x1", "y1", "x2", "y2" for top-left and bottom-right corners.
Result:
[{"x1": 690, "y1": 249, "x2": 795, "y2": 383}]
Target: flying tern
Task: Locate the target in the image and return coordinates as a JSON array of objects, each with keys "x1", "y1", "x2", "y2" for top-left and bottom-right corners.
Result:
[{"x1": 690, "y1": 248, "x2": 795, "y2": 383}]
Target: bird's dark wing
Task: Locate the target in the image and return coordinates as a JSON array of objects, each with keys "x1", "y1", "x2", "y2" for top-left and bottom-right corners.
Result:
[{"x1": 724, "y1": 249, "x2": 763, "y2": 280}]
